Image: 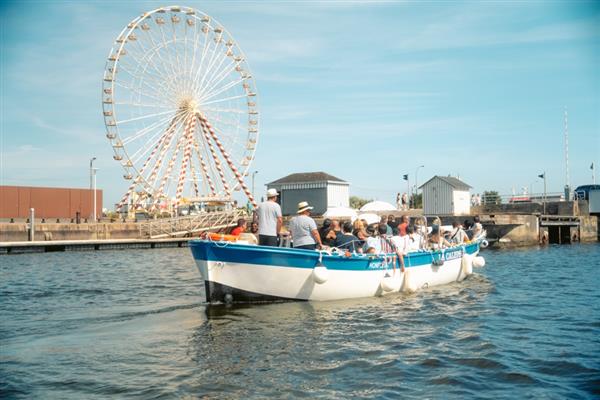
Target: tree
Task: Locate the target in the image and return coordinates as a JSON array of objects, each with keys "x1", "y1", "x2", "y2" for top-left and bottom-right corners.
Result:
[
  {"x1": 483, "y1": 190, "x2": 501, "y2": 205},
  {"x1": 411, "y1": 193, "x2": 423, "y2": 209},
  {"x1": 349, "y1": 196, "x2": 371, "y2": 210}
]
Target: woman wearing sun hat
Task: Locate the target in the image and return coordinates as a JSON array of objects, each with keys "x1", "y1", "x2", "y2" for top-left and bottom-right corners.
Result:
[{"x1": 289, "y1": 201, "x2": 322, "y2": 250}]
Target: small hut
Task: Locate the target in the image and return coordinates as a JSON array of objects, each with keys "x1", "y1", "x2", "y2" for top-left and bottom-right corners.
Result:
[
  {"x1": 267, "y1": 172, "x2": 349, "y2": 216},
  {"x1": 419, "y1": 175, "x2": 472, "y2": 215}
]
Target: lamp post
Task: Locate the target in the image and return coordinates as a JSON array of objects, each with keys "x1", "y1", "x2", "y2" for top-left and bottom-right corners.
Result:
[
  {"x1": 415, "y1": 165, "x2": 424, "y2": 208},
  {"x1": 89, "y1": 157, "x2": 96, "y2": 222},
  {"x1": 251, "y1": 170, "x2": 258, "y2": 203},
  {"x1": 538, "y1": 172, "x2": 546, "y2": 215}
]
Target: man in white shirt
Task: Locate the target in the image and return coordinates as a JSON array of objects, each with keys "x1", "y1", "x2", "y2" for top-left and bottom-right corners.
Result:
[{"x1": 255, "y1": 188, "x2": 282, "y2": 247}]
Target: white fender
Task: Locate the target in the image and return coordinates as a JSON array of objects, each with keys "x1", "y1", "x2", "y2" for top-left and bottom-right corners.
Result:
[
  {"x1": 472, "y1": 256, "x2": 486, "y2": 268},
  {"x1": 460, "y1": 253, "x2": 473, "y2": 280},
  {"x1": 312, "y1": 265, "x2": 329, "y2": 284},
  {"x1": 480, "y1": 239, "x2": 489, "y2": 248},
  {"x1": 402, "y1": 269, "x2": 418, "y2": 293},
  {"x1": 381, "y1": 272, "x2": 402, "y2": 292}
]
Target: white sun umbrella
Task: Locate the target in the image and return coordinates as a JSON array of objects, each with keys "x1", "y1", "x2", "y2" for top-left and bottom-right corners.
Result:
[
  {"x1": 359, "y1": 200, "x2": 396, "y2": 212},
  {"x1": 357, "y1": 213, "x2": 380, "y2": 225},
  {"x1": 322, "y1": 207, "x2": 358, "y2": 221}
]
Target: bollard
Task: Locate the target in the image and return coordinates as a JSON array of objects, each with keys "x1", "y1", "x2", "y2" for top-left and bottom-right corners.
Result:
[{"x1": 28, "y1": 208, "x2": 35, "y2": 241}]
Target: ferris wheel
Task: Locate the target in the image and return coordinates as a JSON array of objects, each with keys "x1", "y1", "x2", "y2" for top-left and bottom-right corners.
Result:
[{"x1": 102, "y1": 5, "x2": 258, "y2": 212}]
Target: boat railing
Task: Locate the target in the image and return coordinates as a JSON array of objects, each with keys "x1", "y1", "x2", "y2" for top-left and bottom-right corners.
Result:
[{"x1": 140, "y1": 209, "x2": 247, "y2": 239}]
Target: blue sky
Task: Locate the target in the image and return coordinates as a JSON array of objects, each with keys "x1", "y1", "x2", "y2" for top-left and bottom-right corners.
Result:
[{"x1": 1, "y1": 0, "x2": 599, "y2": 207}]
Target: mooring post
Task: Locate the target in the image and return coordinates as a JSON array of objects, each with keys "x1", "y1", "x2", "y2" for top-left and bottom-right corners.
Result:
[{"x1": 28, "y1": 208, "x2": 35, "y2": 242}]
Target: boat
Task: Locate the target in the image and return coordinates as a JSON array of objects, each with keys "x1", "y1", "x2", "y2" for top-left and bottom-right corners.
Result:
[{"x1": 189, "y1": 237, "x2": 487, "y2": 304}]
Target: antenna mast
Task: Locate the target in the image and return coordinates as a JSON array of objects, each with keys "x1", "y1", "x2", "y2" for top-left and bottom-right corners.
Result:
[{"x1": 564, "y1": 107, "x2": 570, "y2": 198}]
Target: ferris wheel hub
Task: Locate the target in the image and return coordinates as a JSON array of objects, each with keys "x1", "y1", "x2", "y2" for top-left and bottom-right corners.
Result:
[{"x1": 178, "y1": 97, "x2": 199, "y2": 114}]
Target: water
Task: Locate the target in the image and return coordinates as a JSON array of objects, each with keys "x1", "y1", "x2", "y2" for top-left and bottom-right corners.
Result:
[{"x1": 1, "y1": 244, "x2": 599, "y2": 399}]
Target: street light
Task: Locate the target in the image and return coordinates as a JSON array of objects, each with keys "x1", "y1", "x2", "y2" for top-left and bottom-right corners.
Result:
[
  {"x1": 415, "y1": 165, "x2": 424, "y2": 208},
  {"x1": 251, "y1": 170, "x2": 258, "y2": 202},
  {"x1": 538, "y1": 172, "x2": 546, "y2": 215},
  {"x1": 90, "y1": 157, "x2": 98, "y2": 223}
]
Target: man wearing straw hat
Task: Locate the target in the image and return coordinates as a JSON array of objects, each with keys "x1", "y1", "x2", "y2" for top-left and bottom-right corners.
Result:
[
  {"x1": 255, "y1": 188, "x2": 282, "y2": 247},
  {"x1": 289, "y1": 201, "x2": 322, "y2": 250}
]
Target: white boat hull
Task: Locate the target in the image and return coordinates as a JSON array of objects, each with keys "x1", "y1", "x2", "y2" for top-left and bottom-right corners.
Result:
[{"x1": 190, "y1": 241, "x2": 482, "y2": 303}]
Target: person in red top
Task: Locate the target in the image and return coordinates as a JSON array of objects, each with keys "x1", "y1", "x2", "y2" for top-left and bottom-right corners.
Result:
[
  {"x1": 230, "y1": 218, "x2": 246, "y2": 236},
  {"x1": 398, "y1": 215, "x2": 410, "y2": 236}
]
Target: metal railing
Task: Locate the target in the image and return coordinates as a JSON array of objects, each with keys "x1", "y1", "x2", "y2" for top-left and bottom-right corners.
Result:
[
  {"x1": 479, "y1": 192, "x2": 565, "y2": 205},
  {"x1": 140, "y1": 209, "x2": 247, "y2": 239}
]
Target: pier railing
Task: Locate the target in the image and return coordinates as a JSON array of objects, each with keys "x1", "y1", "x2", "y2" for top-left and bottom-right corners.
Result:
[{"x1": 140, "y1": 209, "x2": 246, "y2": 239}]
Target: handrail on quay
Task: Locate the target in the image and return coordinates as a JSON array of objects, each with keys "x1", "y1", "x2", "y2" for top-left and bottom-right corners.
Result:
[{"x1": 139, "y1": 209, "x2": 247, "y2": 239}]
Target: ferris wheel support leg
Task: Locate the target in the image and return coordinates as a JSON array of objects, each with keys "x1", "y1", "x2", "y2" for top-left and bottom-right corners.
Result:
[
  {"x1": 197, "y1": 113, "x2": 257, "y2": 208},
  {"x1": 194, "y1": 142, "x2": 217, "y2": 196},
  {"x1": 175, "y1": 116, "x2": 197, "y2": 205},
  {"x1": 154, "y1": 119, "x2": 189, "y2": 209},
  {"x1": 197, "y1": 115, "x2": 231, "y2": 197}
]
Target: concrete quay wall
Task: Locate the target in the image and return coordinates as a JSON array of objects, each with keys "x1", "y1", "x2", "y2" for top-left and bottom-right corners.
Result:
[{"x1": 0, "y1": 222, "x2": 140, "y2": 242}]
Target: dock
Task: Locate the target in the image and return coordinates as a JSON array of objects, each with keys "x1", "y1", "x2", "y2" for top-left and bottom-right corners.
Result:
[{"x1": 0, "y1": 237, "x2": 193, "y2": 254}]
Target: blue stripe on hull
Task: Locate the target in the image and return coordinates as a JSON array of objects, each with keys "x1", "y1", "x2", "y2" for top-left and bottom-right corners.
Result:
[{"x1": 190, "y1": 240, "x2": 479, "y2": 271}]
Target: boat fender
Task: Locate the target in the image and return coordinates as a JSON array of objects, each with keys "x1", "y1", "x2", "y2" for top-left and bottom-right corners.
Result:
[
  {"x1": 224, "y1": 294, "x2": 233, "y2": 304},
  {"x1": 402, "y1": 269, "x2": 417, "y2": 293},
  {"x1": 481, "y1": 239, "x2": 489, "y2": 249},
  {"x1": 381, "y1": 273, "x2": 401, "y2": 292},
  {"x1": 472, "y1": 256, "x2": 485, "y2": 268},
  {"x1": 461, "y1": 254, "x2": 473, "y2": 279},
  {"x1": 313, "y1": 263, "x2": 329, "y2": 284}
]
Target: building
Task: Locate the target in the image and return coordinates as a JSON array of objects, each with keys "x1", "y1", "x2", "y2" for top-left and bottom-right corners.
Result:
[
  {"x1": 0, "y1": 186, "x2": 103, "y2": 220},
  {"x1": 419, "y1": 176, "x2": 471, "y2": 216},
  {"x1": 267, "y1": 172, "x2": 349, "y2": 216}
]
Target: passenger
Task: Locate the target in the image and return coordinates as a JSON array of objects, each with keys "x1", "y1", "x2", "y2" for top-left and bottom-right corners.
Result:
[
  {"x1": 289, "y1": 201, "x2": 323, "y2": 250},
  {"x1": 319, "y1": 218, "x2": 332, "y2": 244},
  {"x1": 334, "y1": 221, "x2": 361, "y2": 253},
  {"x1": 449, "y1": 221, "x2": 468, "y2": 244},
  {"x1": 471, "y1": 216, "x2": 483, "y2": 239},
  {"x1": 352, "y1": 219, "x2": 368, "y2": 246},
  {"x1": 366, "y1": 224, "x2": 405, "y2": 272},
  {"x1": 428, "y1": 225, "x2": 451, "y2": 250},
  {"x1": 380, "y1": 215, "x2": 393, "y2": 236},
  {"x1": 324, "y1": 219, "x2": 342, "y2": 246},
  {"x1": 364, "y1": 224, "x2": 381, "y2": 253},
  {"x1": 250, "y1": 221, "x2": 259, "y2": 235},
  {"x1": 406, "y1": 225, "x2": 423, "y2": 251},
  {"x1": 365, "y1": 246, "x2": 377, "y2": 254},
  {"x1": 415, "y1": 216, "x2": 428, "y2": 237},
  {"x1": 255, "y1": 188, "x2": 282, "y2": 247},
  {"x1": 387, "y1": 214, "x2": 396, "y2": 231},
  {"x1": 391, "y1": 226, "x2": 409, "y2": 257},
  {"x1": 230, "y1": 218, "x2": 246, "y2": 236},
  {"x1": 398, "y1": 215, "x2": 410, "y2": 236}
]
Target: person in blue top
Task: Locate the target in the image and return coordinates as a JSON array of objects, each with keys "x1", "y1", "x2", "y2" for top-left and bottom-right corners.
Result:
[{"x1": 333, "y1": 221, "x2": 361, "y2": 253}]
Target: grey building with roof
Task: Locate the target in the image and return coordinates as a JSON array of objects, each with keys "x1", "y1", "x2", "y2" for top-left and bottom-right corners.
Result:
[
  {"x1": 267, "y1": 172, "x2": 349, "y2": 216},
  {"x1": 419, "y1": 175, "x2": 472, "y2": 216}
]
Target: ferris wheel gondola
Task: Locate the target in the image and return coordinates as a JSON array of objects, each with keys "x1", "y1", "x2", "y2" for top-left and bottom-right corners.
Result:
[{"x1": 102, "y1": 5, "x2": 258, "y2": 212}]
